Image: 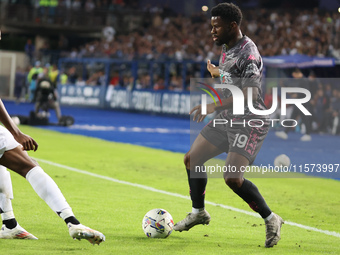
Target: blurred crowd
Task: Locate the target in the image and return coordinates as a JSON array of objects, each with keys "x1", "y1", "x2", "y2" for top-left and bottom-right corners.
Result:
[
  {"x1": 65, "y1": 8, "x2": 340, "y2": 61},
  {"x1": 244, "y1": 9, "x2": 340, "y2": 58},
  {"x1": 264, "y1": 69, "x2": 340, "y2": 136},
  {"x1": 15, "y1": 4, "x2": 340, "y2": 63},
  {"x1": 3, "y1": 0, "x2": 139, "y2": 24}
]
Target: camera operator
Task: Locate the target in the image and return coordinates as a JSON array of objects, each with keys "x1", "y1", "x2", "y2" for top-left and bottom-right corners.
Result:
[{"x1": 34, "y1": 67, "x2": 62, "y2": 123}]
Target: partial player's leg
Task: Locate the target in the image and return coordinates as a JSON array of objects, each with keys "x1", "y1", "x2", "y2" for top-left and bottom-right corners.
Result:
[
  {"x1": 226, "y1": 120, "x2": 283, "y2": 247},
  {"x1": 0, "y1": 165, "x2": 37, "y2": 239},
  {"x1": 0, "y1": 145, "x2": 105, "y2": 244},
  {"x1": 173, "y1": 133, "x2": 223, "y2": 232},
  {"x1": 224, "y1": 153, "x2": 283, "y2": 247},
  {"x1": 224, "y1": 152, "x2": 273, "y2": 218}
]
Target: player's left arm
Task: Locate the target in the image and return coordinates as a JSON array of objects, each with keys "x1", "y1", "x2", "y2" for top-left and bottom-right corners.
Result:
[
  {"x1": 0, "y1": 99, "x2": 38, "y2": 151},
  {"x1": 238, "y1": 50, "x2": 263, "y2": 98},
  {"x1": 207, "y1": 60, "x2": 220, "y2": 78}
]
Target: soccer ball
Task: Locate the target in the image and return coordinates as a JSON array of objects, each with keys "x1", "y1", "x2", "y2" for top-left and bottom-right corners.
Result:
[
  {"x1": 142, "y1": 208, "x2": 174, "y2": 238},
  {"x1": 274, "y1": 154, "x2": 291, "y2": 167}
]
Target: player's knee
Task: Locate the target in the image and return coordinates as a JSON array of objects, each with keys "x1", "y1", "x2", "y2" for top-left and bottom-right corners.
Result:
[
  {"x1": 30, "y1": 157, "x2": 40, "y2": 166},
  {"x1": 184, "y1": 152, "x2": 190, "y2": 169},
  {"x1": 18, "y1": 159, "x2": 39, "y2": 177},
  {"x1": 224, "y1": 177, "x2": 243, "y2": 191}
]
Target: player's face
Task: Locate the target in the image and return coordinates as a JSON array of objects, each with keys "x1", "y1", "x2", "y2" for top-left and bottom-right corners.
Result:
[{"x1": 211, "y1": 17, "x2": 232, "y2": 46}]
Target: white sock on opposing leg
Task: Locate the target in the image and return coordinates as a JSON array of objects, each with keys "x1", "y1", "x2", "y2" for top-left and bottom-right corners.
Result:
[
  {"x1": 0, "y1": 166, "x2": 15, "y2": 220},
  {"x1": 192, "y1": 207, "x2": 205, "y2": 214},
  {"x1": 264, "y1": 212, "x2": 274, "y2": 222},
  {"x1": 26, "y1": 166, "x2": 74, "y2": 218}
]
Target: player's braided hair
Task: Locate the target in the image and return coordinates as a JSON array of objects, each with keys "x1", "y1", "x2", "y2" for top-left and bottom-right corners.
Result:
[{"x1": 211, "y1": 3, "x2": 242, "y2": 26}]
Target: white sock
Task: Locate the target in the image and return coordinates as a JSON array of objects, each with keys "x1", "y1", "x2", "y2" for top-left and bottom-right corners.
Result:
[
  {"x1": 192, "y1": 207, "x2": 204, "y2": 214},
  {"x1": 0, "y1": 166, "x2": 14, "y2": 219},
  {"x1": 1, "y1": 211, "x2": 15, "y2": 221},
  {"x1": 59, "y1": 208, "x2": 75, "y2": 221},
  {"x1": 264, "y1": 212, "x2": 274, "y2": 222},
  {"x1": 26, "y1": 166, "x2": 73, "y2": 217}
]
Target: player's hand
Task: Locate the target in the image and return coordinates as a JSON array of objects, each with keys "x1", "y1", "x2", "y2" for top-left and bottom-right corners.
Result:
[
  {"x1": 189, "y1": 103, "x2": 215, "y2": 122},
  {"x1": 207, "y1": 60, "x2": 219, "y2": 78},
  {"x1": 14, "y1": 132, "x2": 38, "y2": 152}
]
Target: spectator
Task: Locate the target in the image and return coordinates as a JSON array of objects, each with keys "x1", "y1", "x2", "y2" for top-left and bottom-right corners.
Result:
[
  {"x1": 71, "y1": 0, "x2": 81, "y2": 11},
  {"x1": 59, "y1": 71, "x2": 68, "y2": 85},
  {"x1": 85, "y1": 0, "x2": 95, "y2": 13},
  {"x1": 86, "y1": 71, "x2": 100, "y2": 86},
  {"x1": 29, "y1": 73, "x2": 38, "y2": 102},
  {"x1": 330, "y1": 90, "x2": 340, "y2": 134},
  {"x1": 27, "y1": 61, "x2": 43, "y2": 101},
  {"x1": 70, "y1": 48, "x2": 78, "y2": 58},
  {"x1": 97, "y1": 70, "x2": 107, "y2": 86},
  {"x1": 314, "y1": 88, "x2": 330, "y2": 132},
  {"x1": 307, "y1": 71, "x2": 320, "y2": 98},
  {"x1": 34, "y1": 67, "x2": 62, "y2": 122},
  {"x1": 137, "y1": 74, "x2": 151, "y2": 90},
  {"x1": 153, "y1": 77, "x2": 165, "y2": 91},
  {"x1": 14, "y1": 67, "x2": 26, "y2": 102},
  {"x1": 75, "y1": 77, "x2": 86, "y2": 86},
  {"x1": 275, "y1": 69, "x2": 313, "y2": 141},
  {"x1": 68, "y1": 66, "x2": 78, "y2": 84},
  {"x1": 168, "y1": 75, "x2": 182, "y2": 91},
  {"x1": 49, "y1": 64, "x2": 59, "y2": 87},
  {"x1": 109, "y1": 71, "x2": 120, "y2": 86},
  {"x1": 25, "y1": 39, "x2": 35, "y2": 65},
  {"x1": 58, "y1": 34, "x2": 69, "y2": 51}
]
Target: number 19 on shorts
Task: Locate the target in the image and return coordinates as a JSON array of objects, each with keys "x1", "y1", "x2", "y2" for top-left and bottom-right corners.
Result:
[{"x1": 232, "y1": 134, "x2": 248, "y2": 148}]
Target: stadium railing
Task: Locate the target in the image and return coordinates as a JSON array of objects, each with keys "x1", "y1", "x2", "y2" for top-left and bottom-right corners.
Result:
[
  {"x1": 58, "y1": 58, "x2": 210, "y2": 89},
  {"x1": 57, "y1": 58, "x2": 207, "y2": 116}
]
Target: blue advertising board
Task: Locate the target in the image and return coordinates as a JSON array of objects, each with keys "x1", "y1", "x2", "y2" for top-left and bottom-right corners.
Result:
[
  {"x1": 58, "y1": 85, "x2": 105, "y2": 107},
  {"x1": 58, "y1": 85, "x2": 201, "y2": 116}
]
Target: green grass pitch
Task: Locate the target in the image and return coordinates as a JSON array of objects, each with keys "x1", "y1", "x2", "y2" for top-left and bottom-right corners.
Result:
[{"x1": 1, "y1": 126, "x2": 339, "y2": 254}]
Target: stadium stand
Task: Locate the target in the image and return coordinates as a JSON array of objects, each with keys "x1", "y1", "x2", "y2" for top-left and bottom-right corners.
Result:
[{"x1": 1, "y1": 1, "x2": 340, "y2": 135}]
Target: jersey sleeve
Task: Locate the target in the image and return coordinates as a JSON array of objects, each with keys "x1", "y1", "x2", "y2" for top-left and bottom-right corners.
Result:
[{"x1": 237, "y1": 46, "x2": 263, "y2": 89}]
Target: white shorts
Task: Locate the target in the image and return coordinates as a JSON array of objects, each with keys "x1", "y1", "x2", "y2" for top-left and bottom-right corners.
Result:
[{"x1": 0, "y1": 125, "x2": 21, "y2": 159}]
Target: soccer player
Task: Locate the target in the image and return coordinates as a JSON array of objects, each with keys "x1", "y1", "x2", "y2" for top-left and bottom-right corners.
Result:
[
  {"x1": 0, "y1": 164, "x2": 38, "y2": 239},
  {"x1": 0, "y1": 98, "x2": 105, "y2": 244},
  {"x1": 173, "y1": 3, "x2": 284, "y2": 248}
]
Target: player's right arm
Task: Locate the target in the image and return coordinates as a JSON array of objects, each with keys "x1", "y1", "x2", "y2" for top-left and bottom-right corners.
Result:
[
  {"x1": 189, "y1": 103, "x2": 216, "y2": 122},
  {"x1": 0, "y1": 99, "x2": 38, "y2": 151},
  {"x1": 207, "y1": 60, "x2": 220, "y2": 78},
  {"x1": 190, "y1": 86, "x2": 259, "y2": 122}
]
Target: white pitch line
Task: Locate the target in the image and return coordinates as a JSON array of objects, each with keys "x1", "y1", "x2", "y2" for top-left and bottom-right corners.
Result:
[
  {"x1": 35, "y1": 157, "x2": 340, "y2": 239},
  {"x1": 69, "y1": 124, "x2": 191, "y2": 134}
]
